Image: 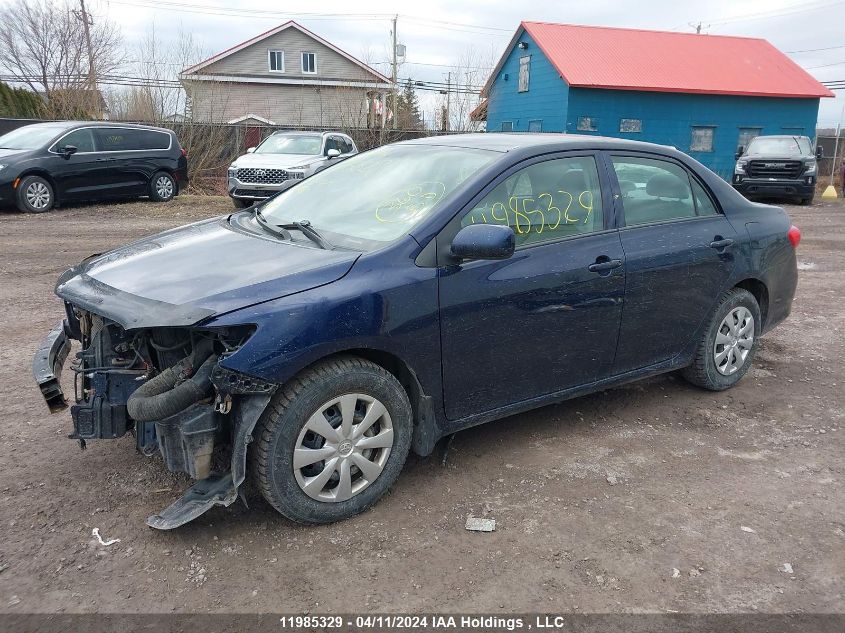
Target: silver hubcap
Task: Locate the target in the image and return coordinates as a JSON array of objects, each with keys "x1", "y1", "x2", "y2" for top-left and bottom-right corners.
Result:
[
  {"x1": 155, "y1": 176, "x2": 174, "y2": 199},
  {"x1": 293, "y1": 394, "x2": 393, "y2": 503},
  {"x1": 714, "y1": 307, "x2": 754, "y2": 376},
  {"x1": 26, "y1": 182, "x2": 51, "y2": 209}
]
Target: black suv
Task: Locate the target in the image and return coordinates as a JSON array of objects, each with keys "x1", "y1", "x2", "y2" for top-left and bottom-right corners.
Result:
[
  {"x1": 0, "y1": 121, "x2": 188, "y2": 213},
  {"x1": 732, "y1": 135, "x2": 822, "y2": 205}
]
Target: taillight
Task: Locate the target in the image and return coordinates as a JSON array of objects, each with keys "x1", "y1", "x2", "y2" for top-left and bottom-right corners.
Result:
[
  {"x1": 788, "y1": 225, "x2": 801, "y2": 248},
  {"x1": 181, "y1": 148, "x2": 188, "y2": 158}
]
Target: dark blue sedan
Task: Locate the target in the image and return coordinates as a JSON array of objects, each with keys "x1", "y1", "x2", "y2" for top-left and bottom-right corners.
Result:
[{"x1": 34, "y1": 134, "x2": 800, "y2": 528}]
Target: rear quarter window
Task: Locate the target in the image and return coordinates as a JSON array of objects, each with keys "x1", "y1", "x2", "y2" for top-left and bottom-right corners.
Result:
[{"x1": 93, "y1": 128, "x2": 170, "y2": 151}]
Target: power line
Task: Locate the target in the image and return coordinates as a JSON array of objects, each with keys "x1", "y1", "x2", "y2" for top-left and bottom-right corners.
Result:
[
  {"x1": 706, "y1": 0, "x2": 845, "y2": 26},
  {"x1": 786, "y1": 44, "x2": 845, "y2": 53},
  {"x1": 107, "y1": 0, "x2": 391, "y2": 21},
  {"x1": 106, "y1": 0, "x2": 511, "y2": 38},
  {"x1": 672, "y1": 0, "x2": 845, "y2": 30},
  {"x1": 806, "y1": 59, "x2": 845, "y2": 69}
]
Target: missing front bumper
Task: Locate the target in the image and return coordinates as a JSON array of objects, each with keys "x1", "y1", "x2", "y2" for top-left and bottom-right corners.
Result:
[{"x1": 32, "y1": 321, "x2": 71, "y2": 413}]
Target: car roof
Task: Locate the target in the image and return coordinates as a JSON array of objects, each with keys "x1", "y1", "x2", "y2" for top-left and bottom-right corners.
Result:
[
  {"x1": 750, "y1": 134, "x2": 809, "y2": 140},
  {"x1": 400, "y1": 132, "x2": 678, "y2": 154},
  {"x1": 270, "y1": 130, "x2": 348, "y2": 137},
  {"x1": 21, "y1": 121, "x2": 174, "y2": 134}
]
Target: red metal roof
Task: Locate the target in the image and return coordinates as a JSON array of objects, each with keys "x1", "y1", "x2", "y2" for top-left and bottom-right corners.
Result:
[{"x1": 518, "y1": 22, "x2": 834, "y2": 99}]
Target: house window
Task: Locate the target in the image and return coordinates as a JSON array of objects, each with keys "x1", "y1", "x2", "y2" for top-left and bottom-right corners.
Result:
[
  {"x1": 577, "y1": 116, "x2": 598, "y2": 132},
  {"x1": 737, "y1": 127, "x2": 762, "y2": 148},
  {"x1": 501, "y1": 121, "x2": 514, "y2": 132},
  {"x1": 528, "y1": 119, "x2": 542, "y2": 133},
  {"x1": 620, "y1": 118, "x2": 642, "y2": 133},
  {"x1": 301, "y1": 52, "x2": 316, "y2": 74},
  {"x1": 518, "y1": 56, "x2": 530, "y2": 92},
  {"x1": 268, "y1": 50, "x2": 284, "y2": 72},
  {"x1": 690, "y1": 126, "x2": 715, "y2": 152}
]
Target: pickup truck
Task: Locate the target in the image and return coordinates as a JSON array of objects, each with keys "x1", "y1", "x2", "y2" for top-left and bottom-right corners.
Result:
[{"x1": 732, "y1": 134, "x2": 822, "y2": 205}]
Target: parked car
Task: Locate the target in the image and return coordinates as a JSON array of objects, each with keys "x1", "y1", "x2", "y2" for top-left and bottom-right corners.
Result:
[
  {"x1": 0, "y1": 121, "x2": 188, "y2": 213},
  {"x1": 227, "y1": 131, "x2": 357, "y2": 208},
  {"x1": 35, "y1": 134, "x2": 799, "y2": 529},
  {"x1": 732, "y1": 134, "x2": 822, "y2": 205}
]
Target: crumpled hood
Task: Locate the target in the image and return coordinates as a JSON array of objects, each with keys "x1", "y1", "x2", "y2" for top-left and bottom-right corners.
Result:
[
  {"x1": 231, "y1": 152, "x2": 320, "y2": 170},
  {"x1": 55, "y1": 214, "x2": 359, "y2": 329}
]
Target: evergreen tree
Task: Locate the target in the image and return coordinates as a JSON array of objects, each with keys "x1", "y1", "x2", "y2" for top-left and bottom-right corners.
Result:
[
  {"x1": 396, "y1": 79, "x2": 424, "y2": 130},
  {"x1": 0, "y1": 81, "x2": 43, "y2": 118}
]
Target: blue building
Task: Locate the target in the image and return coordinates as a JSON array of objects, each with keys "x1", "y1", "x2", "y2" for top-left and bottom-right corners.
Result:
[{"x1": 481, "y1": 22, "x2": 834, "y2": 178}]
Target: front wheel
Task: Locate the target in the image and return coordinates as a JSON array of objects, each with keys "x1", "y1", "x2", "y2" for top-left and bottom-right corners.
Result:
[
  {"x1": 16, "y1": 175, "x2": 54, "y2": 213},
  {"x1": 681, "y1": 288, "x2": 761, "y2": 391},
  {"x1": 251, "y1": 356, "x2": 412, "y2": 524},
  {"x1": 149, "y1": 171, "x2": 176, "y2": 202}
]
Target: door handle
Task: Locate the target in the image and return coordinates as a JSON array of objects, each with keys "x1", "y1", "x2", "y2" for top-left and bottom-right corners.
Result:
[
  {"x1": 588, "y1": 258, "x2": 623, "y2": 273},
  {"x1": 710, "y1": 237, "x2": 734, "y2": 250}
]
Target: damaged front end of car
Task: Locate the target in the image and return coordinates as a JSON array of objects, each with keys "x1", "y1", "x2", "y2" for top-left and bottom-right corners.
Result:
[{"x1": 33, "y1": 302, "x2": 277, "y2": 530}]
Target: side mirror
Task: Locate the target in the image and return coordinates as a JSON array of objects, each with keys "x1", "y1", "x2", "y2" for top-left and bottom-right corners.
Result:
[
  {"x1": 326, "y1": 148, "x2": 340, "y2": 159},
  {"x1": 450, "y1": 224, "x2": 515, "y2": 262},
  {"x1": 60, "y1": 145, "x2": 78, "y2": 158},
  {"x1": 735, "y1": 145, "x2": 744, "y2": 160},
  {"x1": 816, "y1": 146, "x2": 824, "y2": 160},
  {"x1": 246, "y1": 147, "x2": 256, "y2": 154}
]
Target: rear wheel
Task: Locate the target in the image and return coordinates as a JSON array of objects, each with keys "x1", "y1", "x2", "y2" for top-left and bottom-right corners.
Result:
[
  {"x1": 16, "y1": 175, "x2": 54, "y2": 213},
  {"x1": 252, "y1": 356, "x2": 412, "y2": 524},
  {"x1": 149, "y1": 171, "x2": 176, "y2": 202},
  {"x1": 682, "y1": 288, "x2": 761, "y2": 391}
]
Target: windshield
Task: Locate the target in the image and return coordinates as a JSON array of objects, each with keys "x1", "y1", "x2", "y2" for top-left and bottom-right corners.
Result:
[
  {"x1": 0, "y1": 124, "x2": 67, "y2": 150},
  {"x1": 745, "y1": 137, "x2": 805, "y2": 157},
  {"x1": 255, "y1": 134, "x2": 323, "y2": 155},
  {"x1": 257, "y1": 144, "x2": 498, "y2": 248}
]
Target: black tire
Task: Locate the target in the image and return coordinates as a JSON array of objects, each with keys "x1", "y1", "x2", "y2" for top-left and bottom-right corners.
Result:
[
  {"x1": 681, "y1": 288, "x2": 761, "y2": 391},
  {"x1": 231, "y1": 197, "x2": 252, "y2": 209},
  {"x1": 252, "y1": 356, "x2": 412, "y2": 524},
  {"x1": 149, "y1": 171, "x2": 176, "y2": 202},
  {"x1": 15, "y1": 175, "x2": 54, "y2": 213},
  {"x1": 799, "y1": 195, "x2": 814, "y2": 206}
]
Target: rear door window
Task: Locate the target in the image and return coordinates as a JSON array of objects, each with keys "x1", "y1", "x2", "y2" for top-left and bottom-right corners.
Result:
[{"x1": 612, "y1": 156, "x2": 699, "y2": 226}]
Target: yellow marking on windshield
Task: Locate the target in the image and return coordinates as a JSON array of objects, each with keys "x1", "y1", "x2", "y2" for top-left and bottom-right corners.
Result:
[{"x1": 375, "y1": 182, "x2": 447, "y2": 223}]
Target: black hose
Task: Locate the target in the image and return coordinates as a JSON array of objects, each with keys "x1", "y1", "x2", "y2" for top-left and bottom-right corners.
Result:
[{"x1": 127, "y1": 342, "x2": 216, "y2": 422}]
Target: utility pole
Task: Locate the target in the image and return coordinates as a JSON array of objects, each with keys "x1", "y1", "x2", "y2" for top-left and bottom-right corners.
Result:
[
  {"x1": 688, "y1": 21, "x2": 709, "y2": 34},
  {"x1": 445, "y1": 72, "x2": 451, "y2": 133},
  {"x1": 391, "y1": 14, "x2": 398, "y2": 130},
  {"x1": 76, "y1": 0, "x2": 98, "y2": 116}
]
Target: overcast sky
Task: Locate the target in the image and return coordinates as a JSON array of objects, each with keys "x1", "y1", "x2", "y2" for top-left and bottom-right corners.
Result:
[{"x1": 86, "y1": 0, "x2": 844, "y2": 128}]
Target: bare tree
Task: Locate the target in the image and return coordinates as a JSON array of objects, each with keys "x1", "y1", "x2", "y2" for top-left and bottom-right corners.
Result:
[
  {"x1": 0, "y1": 0, "x2": 122, "y2": 118},
  {"x1": 439, "y1": 46, "x2": 495, "y2": 133}
]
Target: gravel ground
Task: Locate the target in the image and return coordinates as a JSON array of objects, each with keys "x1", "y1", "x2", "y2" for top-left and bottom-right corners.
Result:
[{"x1": 0, "y1": 195, "x2": 842, "y2": 614}]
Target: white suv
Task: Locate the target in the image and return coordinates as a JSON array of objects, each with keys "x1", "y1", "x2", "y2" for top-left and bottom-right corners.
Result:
[{"x1": 227, "y1": 131, "x2": 357, "y2": 208}]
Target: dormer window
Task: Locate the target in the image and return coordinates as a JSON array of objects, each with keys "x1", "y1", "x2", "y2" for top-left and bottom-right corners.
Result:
[
  {"x1": 269, "y1": 50, "x2": 284, "y2": 72},
  {"x1": 301, "y1": 52, "x2": 316, "y2": 74}
]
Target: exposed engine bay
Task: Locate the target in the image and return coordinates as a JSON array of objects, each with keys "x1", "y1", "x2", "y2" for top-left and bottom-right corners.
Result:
[{"x1": 36, "y1": 302, "x2": 277, "y2": 529}]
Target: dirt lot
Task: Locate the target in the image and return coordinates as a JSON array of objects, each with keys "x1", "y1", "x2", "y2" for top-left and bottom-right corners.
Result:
[{"x1": 0, "y1": 195, "x2": 842, "y2": 614}]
